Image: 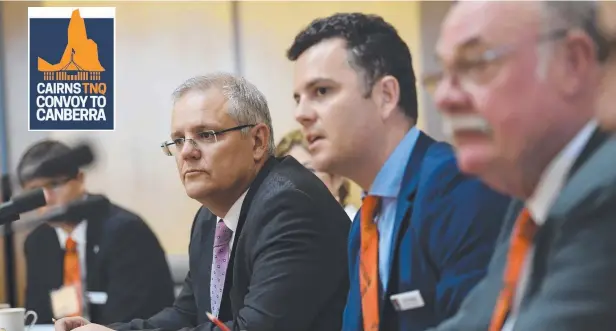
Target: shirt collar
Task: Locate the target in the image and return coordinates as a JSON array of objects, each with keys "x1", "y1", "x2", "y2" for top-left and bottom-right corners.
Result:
[
  {"x1": 369, "y1": 127, "x2": 420, "y2": 198},
  {"x1": 218, "y1": 190, "x2": 249, "y2": 232},
  {"x1": 55, "y1": 220, "x2": 88, "y2": 249},
  {"x1": 527, "y1": 120, "x2": 597, "y2": 224}
]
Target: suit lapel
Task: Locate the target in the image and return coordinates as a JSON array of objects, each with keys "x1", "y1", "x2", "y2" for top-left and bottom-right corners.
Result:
[
  {"x1": 382, "y1": 132, "x2": 434, "y2": 300},
  {"x1": 567, "y1": 128, "x2": 609, "y2": 179},
  {"x1": 85, "y1": 202, "x2": 105, "y2": 291},
  {"x1": 220, "y1": 156, "x2": 278, "y2": 315},
  {"x1": 522, "y1": 129, "x2": 611, "y2": 303},
  {"x1": 48, "y1": 226, "x2": 64, "y2": 288},
  {"x1": 232, "y1": 156, "x2": 278, "y2": 253},
  {"x1": 201, "y1": 211, "x2": 217, "y2": 313}
]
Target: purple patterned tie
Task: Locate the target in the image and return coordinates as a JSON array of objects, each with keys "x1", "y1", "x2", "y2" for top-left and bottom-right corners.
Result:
[{"x1": 211, "y1": 219, "x2": 233, "y2": 317}]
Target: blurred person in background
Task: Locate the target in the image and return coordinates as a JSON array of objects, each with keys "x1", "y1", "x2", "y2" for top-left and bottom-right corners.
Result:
[
  {"x1": 288, "y1": 12, "x2": 511, "y2": 331},
  {"x1": 19, "y1": 140, "x2": 174, "y2": 324},
  {"x1": 596, "y1": 1, "x2": 616, "y2": 131},
  {"x1": 55, "y1": 73, "x2": 350, "y2": 331},
  {"x1": 424, "y1": 1, "x2": 616, "y2": 330},
  {"x1": 275, "y1": 129, "x2": 358, "y2": 220}
]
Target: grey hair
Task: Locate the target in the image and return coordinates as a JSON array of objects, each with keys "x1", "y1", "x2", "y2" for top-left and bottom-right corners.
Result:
[
  {"x1": 537, "y1": 1, "x2": 608, "y2": 76},
  {"x1": 172, "y1": 72, "x2": 276, "y2": 156}
]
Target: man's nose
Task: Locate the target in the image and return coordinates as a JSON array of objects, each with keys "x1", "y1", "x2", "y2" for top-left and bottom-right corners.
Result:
[
  {"x1": 294, "y1": 99, "x2": 317, "y2": 127},
  {"x1": 433, "y1": 77, "x2": 470, "y2": 115},
  {"x1": 42, "y1": 187, "x2": 54, "y2": 204},
  {"x1": 179, "y1": 139, "x2": 200, "y2": 160}
]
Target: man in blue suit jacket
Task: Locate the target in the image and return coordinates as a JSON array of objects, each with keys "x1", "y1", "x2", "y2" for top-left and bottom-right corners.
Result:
[{"x1": 288, "y1": 12, "x2": 512, "y2": 331}]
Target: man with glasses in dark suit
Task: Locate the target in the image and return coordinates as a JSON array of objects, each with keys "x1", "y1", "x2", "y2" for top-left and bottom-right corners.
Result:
[
  {"x1": 55, "y1": 72, "x2": 350, "y2": 331},
  {"x1": 424, "y1": 1, "x2": 616, "y2": 330}
]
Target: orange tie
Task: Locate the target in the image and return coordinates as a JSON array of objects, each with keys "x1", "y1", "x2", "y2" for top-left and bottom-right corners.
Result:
[
  {"x1": 360, "y1": 195, "x2": 380, "y2": 331},
  {"x1": 489, "y1": 208, "x2": 538, "y2": 331},
  {"x1": 64, "y1": 237, "x2": 83, "y2": 316}
]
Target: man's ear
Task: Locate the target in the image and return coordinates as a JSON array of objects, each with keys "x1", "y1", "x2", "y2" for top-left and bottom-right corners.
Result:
[
  {"x1": 371, "y1": 75, "x2": 401, "y2": 121},
  {"x1": 75, "y1": 171, "x2": 85, "y2": 184},
  {"x1": 74, "y1": 171, "x2": 87, "y2": 194},
  {"x1": 252, "y1": 123, "x2": 270, "y2": 162},
  {"x1": 554, "y1": 30, "x2": 597, "y2": 97}
]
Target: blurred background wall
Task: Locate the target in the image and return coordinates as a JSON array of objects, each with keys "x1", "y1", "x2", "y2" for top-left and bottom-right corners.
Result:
[{"x1": 0, "y1": 0, "x2": 453, "y2": 305}]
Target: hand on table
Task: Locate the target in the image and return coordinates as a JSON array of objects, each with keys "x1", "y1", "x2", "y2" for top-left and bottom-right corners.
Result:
[
  {"x1": 54, "y1": 317, "x2": 90, "y2": 331},
  {"x1": 73, "y1": 324, "x2": 115, "y2": 331}
]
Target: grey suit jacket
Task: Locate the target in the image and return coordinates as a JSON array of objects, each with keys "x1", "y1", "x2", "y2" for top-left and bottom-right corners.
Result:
[{"x1": 430, "y1": 134, "x2": 616, "y2": 331}]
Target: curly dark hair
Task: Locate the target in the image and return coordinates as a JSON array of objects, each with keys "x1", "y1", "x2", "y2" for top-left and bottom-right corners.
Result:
[{"x1": 287, "y1": 12, "x2": 418, "y2": 120}]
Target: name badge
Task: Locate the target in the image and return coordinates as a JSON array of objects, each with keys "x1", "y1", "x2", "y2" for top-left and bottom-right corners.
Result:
[
  {"x1": 87, "y1": 291, "x2": 108, "y2": 305},
  {"x1": 390, "y1": 290, "x2": 425, "y2": 311},
  {"x1": 50, "y1": 285, "x2": 80, "y2": 318}
]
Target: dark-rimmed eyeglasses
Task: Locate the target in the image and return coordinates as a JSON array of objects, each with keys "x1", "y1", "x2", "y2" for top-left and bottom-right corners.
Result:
[
  {"x1": 27, "y1": 176, "x2": 74, "y2": 194},
  {"x1": 161, "y1": 124, "x2": 256, "y2": 156},
  {"x1": 422, "y1": 28, "x2": 569, "y2": 96}
]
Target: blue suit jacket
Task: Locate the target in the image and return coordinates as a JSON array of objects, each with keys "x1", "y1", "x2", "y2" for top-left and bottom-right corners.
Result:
[{"x1": 342, "y1": 132, "x2": 512, "y2": 331}]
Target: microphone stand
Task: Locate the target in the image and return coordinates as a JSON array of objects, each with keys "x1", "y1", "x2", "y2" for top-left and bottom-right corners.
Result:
[{"x1": 1, "y1": 174, "x2": 17, "y2": 307}]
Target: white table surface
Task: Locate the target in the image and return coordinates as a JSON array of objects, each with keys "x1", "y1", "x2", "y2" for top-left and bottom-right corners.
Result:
[{"x1": 30, "y1": 324, "x2": 55, "y2": 331}]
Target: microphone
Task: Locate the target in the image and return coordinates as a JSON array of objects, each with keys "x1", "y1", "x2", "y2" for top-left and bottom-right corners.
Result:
[
  {"x1": 32, "y1": 195, "x2": 110, "y2": 224},
  {"x1": 39, "y1": 143, "x2": 95, "y2": 175},
  {"x1": 0, "y1": 189, "x2": 47, "y2": 225}
]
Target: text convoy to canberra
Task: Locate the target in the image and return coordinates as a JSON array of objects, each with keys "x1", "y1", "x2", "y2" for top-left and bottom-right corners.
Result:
[{"x1": 35, "y1": 82, "x2": 108, "y2": 122}]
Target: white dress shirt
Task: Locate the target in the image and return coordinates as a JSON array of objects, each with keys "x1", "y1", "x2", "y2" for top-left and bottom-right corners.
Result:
[
  {"x1": 502, "y1": 120, "x2": 597, "y2": 331},
  {"x1": 55, "y1": 220, "x2": 89, "y2": 317},
  {"x1": 344, "y1": 205, "x2": 358, "y2": 221},
  {"x1": 217, "y1": 190, "x2": 248, "y2": 251},
  {"x1": 55, "y1": 220, "x2": 88, "y2": 280}
]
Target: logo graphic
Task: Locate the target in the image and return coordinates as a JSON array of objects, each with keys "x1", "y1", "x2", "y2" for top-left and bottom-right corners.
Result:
[{"x1": 28, "y1": 7, "x2": 115, "y2": 131}]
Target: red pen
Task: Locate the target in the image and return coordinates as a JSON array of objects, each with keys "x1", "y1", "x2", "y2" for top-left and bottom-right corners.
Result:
[{"x1": 206, "y1": 312, "x2": 231, "y2": 331}]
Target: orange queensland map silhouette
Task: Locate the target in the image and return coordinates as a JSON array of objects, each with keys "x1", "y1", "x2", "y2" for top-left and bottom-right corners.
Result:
[{"x1": 38, "y1": 9, "x2": 105, "y2": 81}]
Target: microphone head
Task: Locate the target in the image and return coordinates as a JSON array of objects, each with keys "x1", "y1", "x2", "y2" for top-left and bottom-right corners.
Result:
[
  {"x1": 0, "y1": 188, "x2": 47, "y2": 224},
  {"x1": 9, "y1": 194, "x2": 110, "y2": 229},
  {"x1": 64, "y1": 195, "x2": 110, "y2": 222},
  {"x1": 11, "y1": 188, "x2": 47, "y2": 214}
]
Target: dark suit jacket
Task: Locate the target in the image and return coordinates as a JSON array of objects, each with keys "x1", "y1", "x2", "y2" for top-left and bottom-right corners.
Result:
[
  {"x1": 343, "y1": 132, "x2": 512, "y2": 331},
  {"x1": 430, "y1": 130, "x2": 616, "y2": 331},
  {"x1": 112, "y1": 156, "x2": 350, "y2": 331},
  {"x1": 24, "y1": 194, "x2": 175, "y2": 324}
]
